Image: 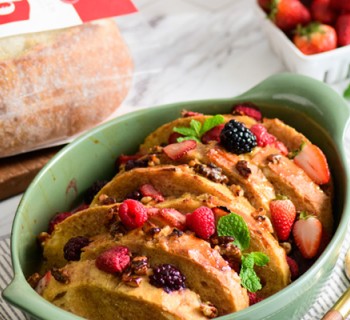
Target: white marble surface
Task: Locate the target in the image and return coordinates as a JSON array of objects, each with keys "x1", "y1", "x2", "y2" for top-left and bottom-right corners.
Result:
[{"x1": 1, "y1": 0, "x2": 350, "y2": 319}]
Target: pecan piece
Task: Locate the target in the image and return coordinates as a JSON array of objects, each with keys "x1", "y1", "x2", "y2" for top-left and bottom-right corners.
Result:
[{"x1": 236, "y1": 160, "x2": 251, "y2": 178}]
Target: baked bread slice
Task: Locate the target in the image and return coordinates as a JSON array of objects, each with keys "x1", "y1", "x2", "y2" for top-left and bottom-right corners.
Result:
[
  {"x1": 39, "y1": 260, "x2": 208, "y2": 320},
  {"x1": 81, "y1": 226, "x2": 249, "y2": 315},
  {"x1": 90, "y1": 165, "x2": 242, "y2": 207}
]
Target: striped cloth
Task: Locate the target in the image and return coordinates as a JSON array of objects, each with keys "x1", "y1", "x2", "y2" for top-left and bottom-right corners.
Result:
[{"x1": 1, "y1": 232, "x2": 350, "y2": 320}]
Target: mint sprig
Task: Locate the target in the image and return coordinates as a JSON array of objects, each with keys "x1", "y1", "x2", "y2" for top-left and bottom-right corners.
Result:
[
  {"x1": 217, "y1": 212, "x2": 250, "y2": 250},
  {"x1": 173, "y1": 115, "x2": 225, "y2": 143},
  {"x1": 217, "y1": 213, "x2": 270, "y2": 292},
  {"x1": 240, "y1": 252, "x2": 269, "y2": 292}
]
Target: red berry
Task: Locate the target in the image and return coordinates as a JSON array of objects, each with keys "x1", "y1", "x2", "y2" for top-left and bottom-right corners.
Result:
[
  {"x1": 48, "y1": 212, "x2": 73, "y2": 234},
  {"x1": 95, "y1": 246, "x2": 130, "y2": 274},
  {"x1": 273, "y1": 140, "x2": 289, "y2": 156},
  {"x1": 248, "y1": 292, "x2": 263, "y2": 305},
  {"x1": 163, "y1": 140, "x2": 197, "y2": 160},
  {"x1": 201, "y1": 124, "x2": 225, "y2": 144},
  {"x1": 293, "y1": 214, "x2": 323, "y2": 259},
  {"x1": 293, "y1": 143, "x2": 330, "y2": 185},
  {"x1": 186, "y1": 206, "x2": 215, "y2": 240},
  {"x1": 286, "y1": 256, "x2": 299, "y2": 280},
  {"x1": 181, "y1": 110, "x2": 203, "y2": 117},
  {"x1": 232, "y1": 103, "x2": 262, "y2": 121},
  {"x1": 168, "y1": 132, "x2": 183, "y2": 144},
  {"x1": 119, "y1": 199, "x2": 148, "y2": 229},
  {"x1": 310, "y1": 0, "x2": 337, "y2": 25},
  {"x1": 139, "y1": 184, "x2": 164, "y2": 202},
  {"x1": 336, "y1": 14, "x2": 350, "y2": 47},
  {"x1": 250, "y1": 124, "x2": 276, "y2": 147},
  {"x1": 270, "y1": 199, "x2": 296, "y2": 241}
]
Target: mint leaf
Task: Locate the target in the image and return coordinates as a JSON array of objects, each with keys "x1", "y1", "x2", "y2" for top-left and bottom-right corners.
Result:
[
  {"x1": 190, "y1": 119, "x2": 202, "y2": 137},
  {"x1": 177, "y1": 136, "x2": 201, "y2": 143},
  {"x1": 249, "y1": 252, "x2": 270, "y2": 266},
  {"x1": 239, "y1": 252, "x2": 269, "y2": 292},
  {"x1": 200, "y1": 115, "x2": 225, "y2": 135},
  {"x1": 173, "y1": 126, "x2": 197, "y2": 137},
  {"x1": 217, "y1": 213, "x2": 250, "y2": 251},
  {"x1": 344, "y1": 83, "x2": 350, "y2": 99}
]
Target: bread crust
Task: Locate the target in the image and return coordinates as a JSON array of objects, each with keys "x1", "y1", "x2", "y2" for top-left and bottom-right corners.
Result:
[{"x1": 0, "y1": 19, "x2": 133, "y2": 157}]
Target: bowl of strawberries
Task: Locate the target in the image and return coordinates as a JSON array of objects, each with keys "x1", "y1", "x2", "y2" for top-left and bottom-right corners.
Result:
[{"x1": 256, "y1": 0, "x2": 350, "y2": 83}]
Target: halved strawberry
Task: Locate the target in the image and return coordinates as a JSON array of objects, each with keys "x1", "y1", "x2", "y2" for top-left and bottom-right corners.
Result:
[
  {"x1": 148, "y1": 208, "x2": 186, "y2": 230},
  {"x1": 292, "y1": 213, "x2": 322, "y2": 259},
  {"x1": 201, "y1": 124, "x2": 225, "y2": 144},
  {"x1": 139, "y1": 184, "x2": 164, "y2": 202},
  {"x1": 270, "y1": 198, "x2": 296, "y2": 241},
  {"x1": 232, "y1": 103, "x2": 262, "y2": 121},
  {"x1": 293, "y1": 143, "x2": 330, "y2": 185},
  {"x1": 163, "y1": 140, "x2": 197, "y2": 160}
]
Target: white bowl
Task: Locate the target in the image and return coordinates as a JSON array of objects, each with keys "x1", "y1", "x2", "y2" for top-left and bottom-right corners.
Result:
[{"x1": 255, "y1": 3, "x2": 350, "y2": 83}]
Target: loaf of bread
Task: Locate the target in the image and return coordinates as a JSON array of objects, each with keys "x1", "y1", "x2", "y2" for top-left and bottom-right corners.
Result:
[{"x1": 0, "y1": 19, "x2": 133, "y2": 157}]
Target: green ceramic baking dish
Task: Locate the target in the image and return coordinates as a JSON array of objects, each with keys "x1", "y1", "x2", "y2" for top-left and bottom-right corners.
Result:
[{"x1": 3, "y1": 73, "x2": 350, "y2": 320}]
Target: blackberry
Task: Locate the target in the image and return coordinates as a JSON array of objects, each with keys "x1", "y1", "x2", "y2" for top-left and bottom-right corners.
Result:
[
  {"x1": 125, "y1": 158, "x2": 149, "y2": 171},
  {"x1": 149, "y1": 264, "x2": 186, "y2": 293},
  {"x1": 63, "y1": 236, "x2": 90, "y2": 261},
  {"x1": 84, "y1": 180, "x2": 108, "y2": 204},
  {"x1": 220, "y1": 120, "x2": 257, "y2": 154}
]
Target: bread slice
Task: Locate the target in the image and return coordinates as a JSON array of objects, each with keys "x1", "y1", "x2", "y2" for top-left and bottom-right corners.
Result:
[
  {"x1": 40, "y1": 260, "x2": 207, "y2": 320},
  {"x1": 81, "y1": 226, "x2": 249, "y2": 315},
  {"x1": 91, "y1": 165, "x2": 241, "y2": 207}
]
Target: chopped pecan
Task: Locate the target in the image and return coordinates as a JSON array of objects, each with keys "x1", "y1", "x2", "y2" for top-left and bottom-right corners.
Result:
[
  {"x1": 236, "y1": 160, "x2": 251, "y2": 178},
  {"x1": 51, "y1": 268, "x2": 70, "y2": 284},
  {"x1": 200, "y1": 302, "x2": 218, "y2": 318},
  {"x1": 27, "y1": 273, "x2": 41, "y2": 288},
  {"x1": 267, "y1": 154, "x2": 282, "y2": 164},
  {"x1": 109, "y1": 221, "x2": 128, "y2": 239},
  {"x1": 98, "y1": 194, "x2": 117, "y2": 205},
  {"x1": 131, "y1": 256, "x2": 149, "y2": 275},
  {"x1": 122, "y1": 273, "x2": 143, "y2": 287},
  {"x1": 193, "y1": 163, "x2": 229, "y2": 184}
]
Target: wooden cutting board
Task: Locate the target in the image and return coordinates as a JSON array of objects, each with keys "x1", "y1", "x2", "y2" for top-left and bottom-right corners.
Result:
[{"x1": 0, "y1": 146, "x2": 63, "y2": 201}]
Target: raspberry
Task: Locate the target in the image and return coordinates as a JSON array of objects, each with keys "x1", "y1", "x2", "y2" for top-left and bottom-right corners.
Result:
[
  {"x1": 220, "y1": 120, "x2": 257, "y2": 154},
  {"x1": 286, "y1": 256, "x2": 299, "y2": 280},
  {"x1": 232, "y1": 103, "x2": 262, "y2": 121},
  {"x1": 63, "y1": 236, "x2": 90, "y2": 261},
  {"x1": 168, "y1": 132, "x2": 183, "y2": 144},
  {"x1": 250, "y1": 124, "x2": 276, "y2": 147},
  {"x1": 149, "y1": 264, "x2": 186, "y2": 293},
  {"x1": 248, "y1": 292, "x2": 263, "y2": 305},
  {"x1": 119, "y1": 199, "x2": 148, "y2": 229},
  {"x1": 84, "y1": 180, "x2": 108, "y2": 204},
  {"x1": 95, "y1": 246, "x2": 131, "y2": 274},
  {"x1": 48, "y1": 212, "x2": 73, "y2": 234},
  {"x1": 186, "y1": 206, "x2": 215, "y2": 240}
]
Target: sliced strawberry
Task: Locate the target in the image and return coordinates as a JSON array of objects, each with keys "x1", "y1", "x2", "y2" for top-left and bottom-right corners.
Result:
[
  {"x1": 168, "y1": 132, "x2": 183, "y2": 144},
  {"x1": 273, "y1": 140, "x2": 289, "y2": 156},
  {"x1": 293, "y1": 143, "x2": 330, "y2": 185},
  {"x1": 201, "y1": 124, "x2": 225, "y2": 144},
  {"x1": 163, "y1": 140, "x2": 197, "y2": 160},
  {"x1": 232, "y1": 103, "x2": 262, "y2": 121},
  {"x1": 212, "y1": 206, "x2": 230, "y2": 225},
  {"x1": 116, "y1": 154, "x2": 142, "y2": 166},
  {"x1": 35, "y1": 271, "x2": 52, "y2": 294},
  {"x1": 139, "y1": 184, "x2": 164, "y2": 202},
  {"x1": 292, "y1": 213, "x2": 323, "y2": 259},
  {"x1": 181, "y1": 110, "x2": 203, "y2": 117},
  {"x1": 270, "y1": 198, "x2": 296, "y2": 241},
  {"x1": 148, "y1": 208, "x2": 186, "y2": 230}
]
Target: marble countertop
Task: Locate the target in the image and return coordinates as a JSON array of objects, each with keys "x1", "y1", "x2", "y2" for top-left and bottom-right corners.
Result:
[{"x1": 1, "y1": 0, "x2": 350, "y2": 319}]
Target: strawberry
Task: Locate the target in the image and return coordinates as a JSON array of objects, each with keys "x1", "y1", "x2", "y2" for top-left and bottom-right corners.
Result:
[
  {"x1": 292, "y1": 213, "x2": 323, "y2": 259},
  {"x1": 293, "y1": 143, "x2": 330, "y2": 184},
  {"x1": 293, "y1": 23, "x2": 337, "y2": 54},
  {"x1": 148, "y1": 208, "x2": 186, "y2": 230},
  {"x1": 258, "y1": 0, "x2": 272, "y2": 11},
  {"x1": 232, "y1": 103, "x2": 262, "y2": 121},
  {"x1": 273, "y1": 140, "x2": 289, "y2": 156},
  {"x1": 163, "y1": 140, "x2": 197, "y2": 160},
  {"x1": 201, "y1": 124, "x2": 225, "y2": 144},
  {"x1": 336, "y1": 14, "x2": 350, "y2": 47},
  {"x1": 310, "y1": 0, "x2": 337, "y2": 25},
  {"x1": 270, "y1": 0, "x2": 311, "y2": 32},
  {"x1": 269, "y1": 198, "x2": 296, "y2": 241},
  {"x1": 286, "y1": 256, "x2": 300, "y2": 280},
  {"x1": 139, "y1": 184, "x2": 164, "y2": 202},
  {"x1": 181, "y1": 110, "x2": 203, "y2": 117}
]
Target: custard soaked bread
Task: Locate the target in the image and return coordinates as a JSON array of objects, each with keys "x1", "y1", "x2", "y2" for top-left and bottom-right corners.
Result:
[{"x1": 32, "y1": 103, "x2": 333, "y2": 319}]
